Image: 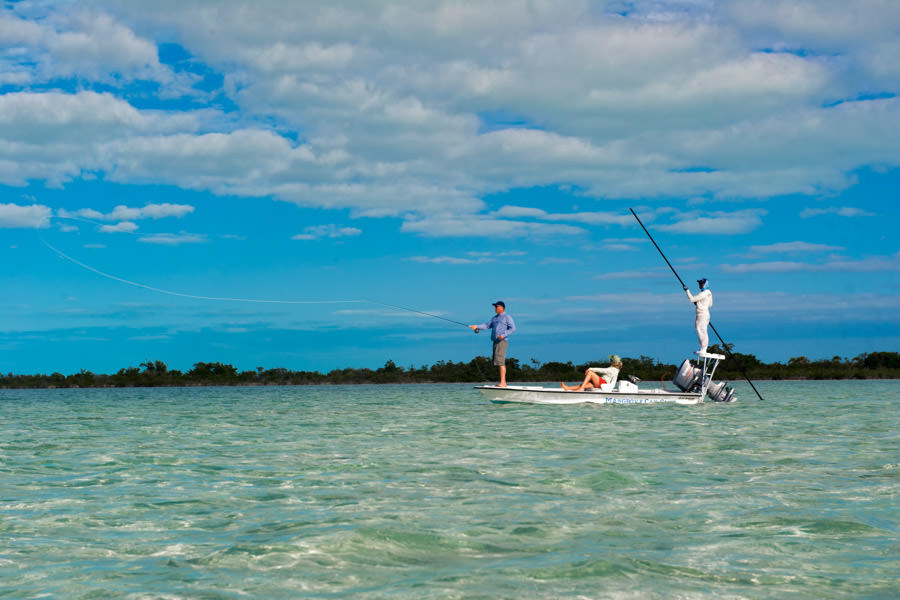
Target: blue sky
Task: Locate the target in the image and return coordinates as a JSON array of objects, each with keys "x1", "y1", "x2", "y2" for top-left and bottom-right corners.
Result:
[{"x1": 2, "y1": 0, "x2": 899, "y2": 375}]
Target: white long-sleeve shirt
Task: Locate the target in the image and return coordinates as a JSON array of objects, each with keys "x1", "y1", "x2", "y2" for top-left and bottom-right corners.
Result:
[
  {"x1": 588, "y1": 365, "x2": 620, "y2": 388},
  {"x1": 686, "y1": 288, "x2": 713, "y2": 315}
]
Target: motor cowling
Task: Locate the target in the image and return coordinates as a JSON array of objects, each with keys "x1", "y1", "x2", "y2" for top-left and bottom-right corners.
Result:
[
  {"x1": 707, "y1": 380, "x2": 735, "y2": 402},
  {"x1": 672, "y1": 359, "x2": 702, "y2": 392}
]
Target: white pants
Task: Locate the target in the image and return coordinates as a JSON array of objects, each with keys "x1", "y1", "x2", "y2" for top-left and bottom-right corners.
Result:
[{"x1": 695, "y1": 312, "x2": 710, "y2": 352}]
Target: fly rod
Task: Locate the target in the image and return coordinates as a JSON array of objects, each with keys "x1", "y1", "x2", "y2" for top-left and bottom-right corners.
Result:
[
  {"x1": 368, "y1": 300, "x2": 472, "y2": 329},
  {"x1": 629, "y1": 208, "x2": 765, "y2": 401}
]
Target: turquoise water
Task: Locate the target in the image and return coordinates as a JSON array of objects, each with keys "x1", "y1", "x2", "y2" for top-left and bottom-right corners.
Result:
[{"x1": 1, "y1": 381, "x2": 897, "y2": 599}]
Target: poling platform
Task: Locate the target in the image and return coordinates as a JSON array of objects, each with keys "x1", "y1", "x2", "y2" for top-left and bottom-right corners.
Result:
[{"x1": 476, "y1": 352, "x2": 735, "y2": 405}]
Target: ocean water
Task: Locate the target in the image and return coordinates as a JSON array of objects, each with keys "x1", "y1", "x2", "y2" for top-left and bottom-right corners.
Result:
[{"x1": 1, "y1": 381, "x2": 897, "y2": 599}]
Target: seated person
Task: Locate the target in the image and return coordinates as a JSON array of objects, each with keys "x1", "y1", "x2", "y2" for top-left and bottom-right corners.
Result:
[{"x1": 561, "y1": 355, "x2": 623, "y2": 391}]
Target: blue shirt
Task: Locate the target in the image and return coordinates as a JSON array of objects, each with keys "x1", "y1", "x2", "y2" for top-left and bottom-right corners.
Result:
[{"x1": 477, "y1": 313, "x2": 516, "y2": 342}]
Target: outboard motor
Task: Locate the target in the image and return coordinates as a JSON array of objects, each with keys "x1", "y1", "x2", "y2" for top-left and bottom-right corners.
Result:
[
  {"x1": 707, "y1": 380, "x2": 735, "y2": 403},
  {"x1": 672, "y1": 359, "x2": 702, "y2": 392}
]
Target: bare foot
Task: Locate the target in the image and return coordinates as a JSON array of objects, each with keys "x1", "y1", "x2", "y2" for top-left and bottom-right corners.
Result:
[{"x1": 498, "y1": 383, "x2": 507, "y2": 387}]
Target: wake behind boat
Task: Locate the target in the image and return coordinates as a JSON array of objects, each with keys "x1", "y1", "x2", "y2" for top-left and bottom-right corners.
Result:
[{"x1": 476, "y1": 352, "x2": 736, "y2": 405}]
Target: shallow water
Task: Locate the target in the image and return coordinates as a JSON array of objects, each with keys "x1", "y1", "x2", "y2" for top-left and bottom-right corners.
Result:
[{"x1": 1, "y1": 381, "x2": 898, "y2": 599}]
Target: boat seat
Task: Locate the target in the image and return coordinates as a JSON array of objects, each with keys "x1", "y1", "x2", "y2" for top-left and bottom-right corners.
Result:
[{"x1": 617, "y1": 380, "x2": 638, "y2": 392}]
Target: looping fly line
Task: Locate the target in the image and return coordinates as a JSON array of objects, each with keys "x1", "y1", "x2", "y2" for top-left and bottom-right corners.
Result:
[{"x1": 40, "y1": 237, "x2": 471, "y2": 328}]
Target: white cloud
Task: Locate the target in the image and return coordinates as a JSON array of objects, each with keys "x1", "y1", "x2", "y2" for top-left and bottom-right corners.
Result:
[
  {"x1": 540, "y1": 257, "x2": 581, "y2": 265},
  {"x1": 746, "y1": 241, "x2": 845, "y2": 254},
  {"x1": 494, "y1": 206, "x2": 548, "y2": 219},
  {"x1": 800, "y1": 206, "x2": 876, "y2": 218},
  {"x1": 0, "y1": 90, "x2": 201, "y2": 186},
  {"x1": 58, "y1": 203, "x2": 194, "y2": 225},
  {"x1": 593, "y1": 269, "x2": 667, "y2": 281},
  {"x1": 2, "y1": 1, "x2": 899, "y2": 232},
  {"x1": 99, "y1": 221, "x2": 138, "y2": 233},
  {"x1": 137, "y1": 232, "x2": 206, "y2": 245},
  {"x1": 722, "y1": 251, "x2": 900, "y2": 273},
  {"x1": 0, "y1": 203, "x2": 52, "y2": 228},
  {"x1": 468, "y1": 250, "x2": 526, "y2": 258},
  {"x1": 401, "y1": 214, "x2": 585, "y2": 238},
  {"x1": 0, "y1": 7, "x2": 184, "y2": 86},
  {"x1": 656, "y1": 209, "x2": 767, "y2": 235},
  {"x1": 139, "y1": 203, "x2": 195, "y2": 219},
  {"x1": 600, "y1": 243, "x2": 637, "y2": 252},
  {"x1": 107, "y1": 206, "x2": 143, "y2": 221},
  {"x1": 494, "y1": 205, "x2": 637, "y2": 226},
  {"x1": 58, "y1": 208, "x2": 105, "y2": 221},
  {"x1": 110, "y1": 203, "x2": 195, "y2": 220},
  {"x1": 720, "y1": 290, "x2": 900, "y2": 318},
  {"x1": 408, "y1": 255, "x2": 492, "y2": 265},
  {"x1": 292, "y1": 224, "x2": 362, "y2": 240},
  {"x1": 409, "y1": 250, "x2": 526, "y2": 265}
]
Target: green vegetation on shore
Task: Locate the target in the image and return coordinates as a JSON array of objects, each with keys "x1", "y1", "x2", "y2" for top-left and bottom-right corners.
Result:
[{"x1": 2, "y1": 348, "x2": 898, "y2": 389}]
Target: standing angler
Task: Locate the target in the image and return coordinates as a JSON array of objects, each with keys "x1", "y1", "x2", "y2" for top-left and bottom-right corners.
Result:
[
  {"x1": 469, "y1": 301, "x2": 516, "y2": 387},
  {"x1": 684, "y1": 278, "x2": 712, "y2": 354}
]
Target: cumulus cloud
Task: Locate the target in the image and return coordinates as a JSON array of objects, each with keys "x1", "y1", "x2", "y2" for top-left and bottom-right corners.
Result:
[
  {"x1": 0, "y1": 203, "x2": 52, "y2": 228},
  {"x1": 59, "y1": 203, "x2": 195, "y2": 223},
  {"x1": 99, "y1": 221, "x2": 138, "y2": 233},
  {"x1": 111, "y1": 204, "x2": 194, "y2": 220},
  {"x1": 0, "y1": 90, "x2": 202, "y2": 187},
  {"x1": 656, "y1": 209, "x2": 767, "y2": 235},
  {"x1": 0, "y1": 8, "x2": 186, "y2": 86},
  {"x1": 1, "y1": 1, "x2": 899, "y2": 235}
]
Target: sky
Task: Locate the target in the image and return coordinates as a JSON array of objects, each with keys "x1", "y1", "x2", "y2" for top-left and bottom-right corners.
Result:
[{"x1": 1, "y1": 0, "x2": 899, "y2": 376}]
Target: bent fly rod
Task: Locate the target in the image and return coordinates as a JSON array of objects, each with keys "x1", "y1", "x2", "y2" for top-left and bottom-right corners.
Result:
[{"x1": 629, "y1": 208, "x2": 765, "y2": 401}]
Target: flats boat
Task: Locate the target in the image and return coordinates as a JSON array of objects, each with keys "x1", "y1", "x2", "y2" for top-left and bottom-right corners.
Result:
[{"x1": 476, "y1": 352, "x2": 735, "y2": 405}]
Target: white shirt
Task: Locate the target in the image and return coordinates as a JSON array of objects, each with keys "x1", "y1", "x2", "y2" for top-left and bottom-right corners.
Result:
[
  {"x1": 686, "y1": 288, "x2": 713, "y2": 315},
  {"x1": 588, "y1": 365, "x2": 620, "y2": 388}
]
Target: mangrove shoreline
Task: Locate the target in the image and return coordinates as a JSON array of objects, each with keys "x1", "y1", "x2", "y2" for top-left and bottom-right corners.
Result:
[{"x1": 3, "y1": 348, "x2": 899, "y2": 389}]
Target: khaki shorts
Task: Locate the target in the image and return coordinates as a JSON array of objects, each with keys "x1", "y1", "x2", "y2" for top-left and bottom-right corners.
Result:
[{"x1": 492, "y1": 339, "x2": 508, "y2": 366}]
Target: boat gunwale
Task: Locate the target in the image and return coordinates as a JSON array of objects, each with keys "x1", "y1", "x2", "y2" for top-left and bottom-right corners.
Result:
[
  {"x1": 474, "y1": 384, "x2": 704, "y2": 405},
  {"x1": 473, "y1": 384, "x2": 697, "y2": 397}
]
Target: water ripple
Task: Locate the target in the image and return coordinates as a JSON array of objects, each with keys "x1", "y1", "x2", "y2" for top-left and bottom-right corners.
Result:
[{"x1": 1, "y1": 381, "x2": 898, "y2": 598}]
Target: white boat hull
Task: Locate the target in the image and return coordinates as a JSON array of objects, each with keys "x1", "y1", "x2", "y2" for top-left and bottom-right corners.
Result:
[{"x1": 475, "y1": 385, "x2": 703, "y2": 405}]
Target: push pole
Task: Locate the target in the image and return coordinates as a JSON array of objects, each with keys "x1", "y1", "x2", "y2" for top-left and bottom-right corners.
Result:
[{"x1": 629, "y1": 208, "x2": 765, "y2": 401}]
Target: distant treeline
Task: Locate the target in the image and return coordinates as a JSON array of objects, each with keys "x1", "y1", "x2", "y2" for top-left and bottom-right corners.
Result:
[{"x1": 2, "y1": 348, "x2": 899, "y2": 389}]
